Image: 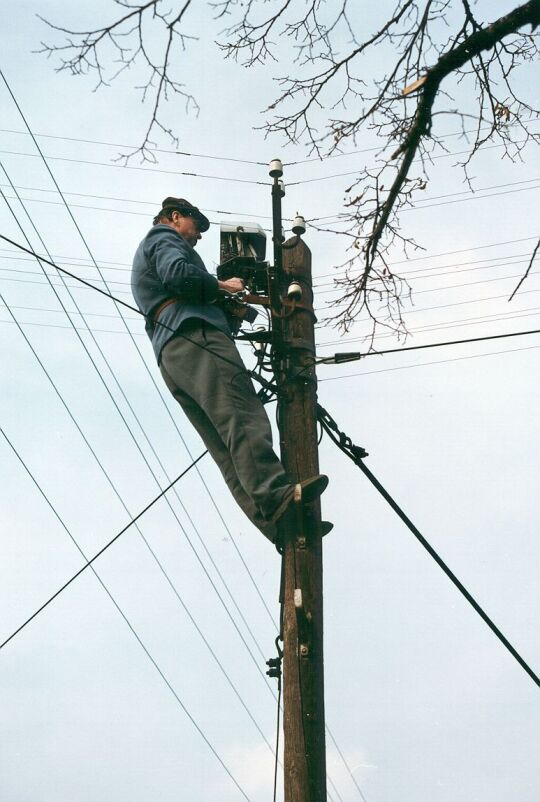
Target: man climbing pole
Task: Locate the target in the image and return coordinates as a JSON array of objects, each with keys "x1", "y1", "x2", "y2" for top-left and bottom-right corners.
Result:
[{"x1": 131, "y1": 196, "x2": 329, "y2": 545}]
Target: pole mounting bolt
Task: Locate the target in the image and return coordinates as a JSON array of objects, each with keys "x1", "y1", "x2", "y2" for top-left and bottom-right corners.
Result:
[{"x1": 299, "y1": 644, "x2": 309, "y2": 657}]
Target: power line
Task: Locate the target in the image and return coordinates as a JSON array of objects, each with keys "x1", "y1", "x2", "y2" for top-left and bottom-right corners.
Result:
[
  {"x1": 1, "y1": 256, "x2": 532, "y2": 298},
  {"x1": 309, "y1": 178, "x2": 540, "y2": 223},
  {"x1": 318, "y1": 343, "x2": 540, "y2": 382},
  {"x1": 0, "y1": 202, "x2": 278, "y2": 697},
  {"x1": 2, "y1": 248, "x2": 538, "y2": 325},
  {"x1": 0, "y1": 141, "x2": 534, "y2": 191},
  {"x1": 0, "y1": 181, "x2": 282, "y2": 221},
  {"x1": 0, "y1": 148, "x2": 268, "y2": 186},
  {"x1": 316, "y1": 327, "x2": 540, "y2": 364},
  {"x1": 0, "y1": 189, "x2": 285, "y2": 768},
  {"x1": 287, "y1": 140, "x2": 533, "y2": 185},
  {"x1": 315, "y1": 306, "x2": 540, "y2": 349},
  {"x1": 0, "y1": 112, "x2": 282, "y2": 636},
  {"x1": 316, "y1": 258, "x2": 531, "y2": 298},
  {"x1": 318, "y1": 408, "x2": 540, "y2": 689},
  {"x1": 2, "y1": 120, "x2": 531, "y2": 167},
  {"x1": 307, "y1": 184, "x2": 540, "y2": 230},
  {"x1": 0, "y1": 437, "x2": 205, "y2": 651},
  {"x1": 1, "y1": 175, "x2": 536, "y2": 228},
  {"x1": 315, "y1": 287, "x2": 540, "y2": 317},
  {"x1": 0, "y1": 428, "x2": 252, "y2": 801},
  {"x1": 313, "y1": 236, "x2": 540, "y2": 281},
  {"x1": 0, "y1": 149, "x2": 282, "y2": 696},
  {"x1": 1, "y1": 75, "x2": 356, "y2": 798},
  {"x1": 1, "y1": 234, "x2": 536, "y2": 280}
]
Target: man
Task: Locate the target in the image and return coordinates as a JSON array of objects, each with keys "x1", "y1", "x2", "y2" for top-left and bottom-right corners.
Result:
[{"x1": 131, "y1": 196, "x2": 329, "y2": 544}]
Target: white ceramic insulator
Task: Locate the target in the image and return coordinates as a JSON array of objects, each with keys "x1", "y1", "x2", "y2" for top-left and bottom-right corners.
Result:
[
  {"x1": 292, "y1": 215, "x2": 306, "y2": 235},
  {"x1": 269, "y1": 158, "x2": 283, "y2": 178}
]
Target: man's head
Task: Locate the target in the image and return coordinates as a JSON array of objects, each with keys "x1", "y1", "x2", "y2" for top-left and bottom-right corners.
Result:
[{"x1": 153, "y1": 197, "x2": 210, "y2": 247}]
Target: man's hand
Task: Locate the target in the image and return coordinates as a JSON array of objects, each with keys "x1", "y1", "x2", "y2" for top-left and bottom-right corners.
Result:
[{"x1": 218, "y1": 277, "x2": 245, "y2": 294}]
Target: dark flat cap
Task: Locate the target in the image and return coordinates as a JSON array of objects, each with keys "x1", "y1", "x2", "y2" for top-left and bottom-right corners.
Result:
[{"x1": 160, "y1": 196, "x2": 210, "y2": 232}]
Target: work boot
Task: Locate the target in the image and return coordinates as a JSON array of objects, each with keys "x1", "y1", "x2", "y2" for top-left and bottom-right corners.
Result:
[{"x1": 269, "y1": 474, "x2": 329, "y2": 526}]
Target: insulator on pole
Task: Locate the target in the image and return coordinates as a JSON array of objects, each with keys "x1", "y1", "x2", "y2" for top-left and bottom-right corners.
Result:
[
  {"x1": 292, "y1": 214, "x2": 306, "y2": 235},
  {"x1": 269, "y1": 158, "x2": 284, "y2": 178}
]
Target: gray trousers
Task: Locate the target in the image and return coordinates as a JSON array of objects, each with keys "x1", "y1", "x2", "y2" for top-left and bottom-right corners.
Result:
[{"x1": 159, "y1": 323, "x2": 290, "y2": 541}]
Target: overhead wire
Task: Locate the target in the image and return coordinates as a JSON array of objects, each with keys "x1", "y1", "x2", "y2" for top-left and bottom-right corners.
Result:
[
  {"x1": 0, "y1": 180, "x2": 537, "y2": 236},
  {"x1": 2, "y1": 108, "x2": 532, "y2": 802},
  {"x1": 0, "y1": 427, "x2": 252, "y2": 801},
  {"x1": 318, "y1": 408, "x2": 540, "y2": 689},
  {"x1": 0, "y1": 88, "x2": 362, "y2": 802},
  {"x1": 1, "y1": 118, "x2": 536, "y2": 167},
  {"x1": 1, "y1": 254, "x2": 532, "y2": 296},
  {"x1": 0, "y1": 191, "x2": 278, "y2": 697},
  {"x1": 0, "y1": 139, "x2": 534, "y2": 191},
  {"x1": 318, "y1": 343, "x2": 540, "y2": 381},
  {"x1": 314, "y1": 252, "x2": 534, "y2": 291},
  {"x1": 0, "y1": 282, "x2": 282, "y2": 749},
  {"x1": 0, "y1": 194, "x2": 353, "y2": 802},
  {"x1": 313, "y1": 236, "x2": 540, "y2": 281},
  {"x1": 314, "y1": 287, "x2": 540, "y2": 317},
  {"x1": 0, "y1": 175, "x2": 536, "y2": 228},
  {"x1": 315, "y1": 306, "x2": 540, "y2": 349},
  {"x1": 316, "y1": 327, "x2": 540, "y2": 364},
  {"x1": 1, "y1": 82, "x2": 282, "y2": 636},
  {"x1": 0, "y1": 180, "x2": 303, "y2": 790},
  {"x1": 0, "y1": 148, "x2": 268, "y2": 186}
]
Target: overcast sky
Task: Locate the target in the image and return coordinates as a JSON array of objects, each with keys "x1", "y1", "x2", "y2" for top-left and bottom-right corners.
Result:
[{"x1": 0, "y1": 2, "x2": 539, "y2": 801}]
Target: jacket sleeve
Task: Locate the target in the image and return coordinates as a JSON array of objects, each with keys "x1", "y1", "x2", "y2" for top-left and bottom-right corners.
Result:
[{"x1": 144, "y1": 226, "x2": 219, "y2": 303}]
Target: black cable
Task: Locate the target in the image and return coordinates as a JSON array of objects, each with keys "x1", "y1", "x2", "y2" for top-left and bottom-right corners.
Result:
[
  {"x1": 315, "y1": 287, "x2": 540, "y2": 318},
  {"x1": 2, "y1": 234, "x2": 537, "y2": 277},
  {"x1": 0, "y1": 187, "x2": 277, "y2": 694},
  {"x1": 319, "y1": 343, "x2": 540, "y2": 382},
  {"x1": 0, "y1": 181, "x2": 282, "y2": 221},
  {"x1": 316, "y1": 306, "x2": 540, "y2": 350},
  {"x1": 0, "y1": 157, "x2": 277, "y2": 631},
  {"x1": 0, "y1": 428, "x2": 251, "y2": 801},
  {"x1": 313, "y1": 236, "x2": 539, "y2": 281},
  {"x1": 287, "y1": 140, "x2": 531, "y2": 185},
  {"x1": 1, "y1": 117, "x2": 280, "y2": 631},
  {"x1": 2, "y1": 176, "x2": 536, "y2": 231},
  {"x1": 0, "y1": 232, "x2": 277, "y2": 394},
  {"x1": 316, "y1": 327, "x2": 540, "y2": 364},
  {"x1": 318, "y1": 409, "x2": 540, "y2": 689},
  {"x1": 0, "y1": 147, "x2": 268, "y2": 186},
  {"x1": 0, "y1": 434, "x2": 205, "y2": 651},
  {"x1": 0, "y1": 253, "x2": 532, "y2": 291},
  {"x1": 1, "y1": 119, "x2": 533, "y2": 166},
  {"x1": 1, "y1": 282, "x2": 280, "y2": 762}
]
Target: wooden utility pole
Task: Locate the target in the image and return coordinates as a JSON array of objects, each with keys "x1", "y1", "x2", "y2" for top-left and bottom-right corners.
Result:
[{"x1": 268, "y1": 160, "x2": 327, "y2": 802}]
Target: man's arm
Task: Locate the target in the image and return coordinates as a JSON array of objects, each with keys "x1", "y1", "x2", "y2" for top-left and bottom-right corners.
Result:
[{"x1": 146, "y1": 226, "x2": 220, "y2": 303}]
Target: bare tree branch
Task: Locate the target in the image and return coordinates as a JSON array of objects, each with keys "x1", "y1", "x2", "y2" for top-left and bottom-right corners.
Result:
[
  {"x1": 38, "y1": 0, "x2": 540, "y2": 337},
  {"x1": 508, "y1": 237, "x2": 540, "y2": 300},
  {"x1": 37, "y1": 0, "x2": 198, "y2": 163}
]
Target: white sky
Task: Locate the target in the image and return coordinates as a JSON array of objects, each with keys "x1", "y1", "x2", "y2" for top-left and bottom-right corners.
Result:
[{"x1": 0, "y1": 2, "x2": 539, "y2": 801}]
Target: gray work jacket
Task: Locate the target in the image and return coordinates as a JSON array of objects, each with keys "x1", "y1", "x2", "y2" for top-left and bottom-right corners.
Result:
[{"x1": 131, "y1": 224, "x2": 232, "y2": 363}]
